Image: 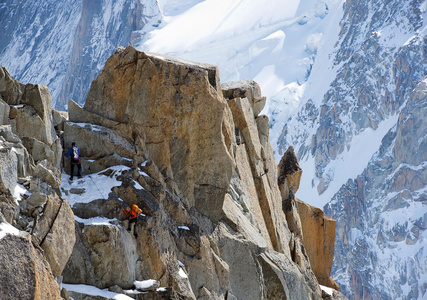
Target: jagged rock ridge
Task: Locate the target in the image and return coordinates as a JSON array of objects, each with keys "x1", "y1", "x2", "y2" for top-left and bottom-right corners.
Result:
[
  {"x1": 0, "y1": 66, "x2": 75, "y2": 299},
  {"x1": 0, "y1": 47, "x2": 346, "y2": 299}
]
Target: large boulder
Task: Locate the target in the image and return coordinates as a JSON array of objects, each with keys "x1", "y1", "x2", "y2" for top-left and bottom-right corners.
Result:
[
  {"x1": 0, "y1": 66, "x2": 24, "y2": 105},
  {"x1": 10, "y1": 85, "x2": 56, "y2": 146},
  {"x1": 258, "y1": 250, "x2": 322, "y2": 300},
  {"x1": 0, "y1": 226, "x2": 61, "y2": 300},
  {"x1": 0, "y1": 125, "x2": 34, "y2": 192},
  {"x1": 22, "y1": 137, "x2": 55, "y2": 165},
  {"x1": 0, "y1": 67, "x2": 60, "y2": 171},
  {"x1": 67, "y1": 99, "x2": 129, "y2": 137},
  {"x1": 0, "y1": 98, "x2": 10, "y2": 124},
  {"x1": 222, "y1": 79, "x2": 267, "y2": 116},
  {"x1": 71, "y1": 46, "x2": 234, "y2": 222},
  {"x1": 63, "y1": 222, "x2": 138, "y2": 289},
  {"x1": 0, "y1": 141, "x2": 19, "y2": 193},
  {"x1": 32, "y1": 194, "x2": 76, "y2": 277},
  {"x1": 21, "y1": 84, "x2": 56, "y2": 144},
  {"x1": 63, "y1": 122, "x2": 136, "y2": 161},
  {"x1": 0, "y1": 183, "x2": 18, "y2": 225},
  {"x1": 278, "y1": 146, "x2": 302, "y2": 200},
  {"x1": 214, "y1": 224, "x2": 321, "y2": 300}
]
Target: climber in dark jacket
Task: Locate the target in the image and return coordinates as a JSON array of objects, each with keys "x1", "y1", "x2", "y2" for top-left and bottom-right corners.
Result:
[{"x1": 65, "y1": 142, "x2": 82, "y2": 180}]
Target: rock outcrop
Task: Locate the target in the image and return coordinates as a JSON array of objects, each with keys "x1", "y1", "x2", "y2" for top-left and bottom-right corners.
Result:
[
  {"x1": 59, "y1": 46, "x2": 343, "y2": 299},
  {"x1": 277, "y1": 146, "x2": 337, "y2": 290},
  {"x1": 81, "y1": 47, "x2": 233, "y2": 222},
  {"x1": 0, "y1": 231, "x2": 61, "y2": 300},
  {"x1": 1, "y1": 47, "x2": 345, "y2": 299},
  {"x1": 297, "y1": 200, "x2": 338, "y2": 290},
  {"x1": 0, "y1": 66, "x2": 76, "y2": 298}
]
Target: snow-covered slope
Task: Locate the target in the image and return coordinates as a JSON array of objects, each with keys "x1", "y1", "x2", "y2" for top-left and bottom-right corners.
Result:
[
  {"x1": 273, "y1": 0, "x2": 427, "y2": 298},
  {"x1": 138, "y1": 0, "x2": 343, "y2": 106},
  {"x1": 325, "y1": 77, "x2": 427, "y2": 299}
]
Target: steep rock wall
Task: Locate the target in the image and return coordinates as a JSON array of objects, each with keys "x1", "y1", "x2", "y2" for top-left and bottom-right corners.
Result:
[{"x1": 61, "y1": 46, "x2": 343, "y2": 299}]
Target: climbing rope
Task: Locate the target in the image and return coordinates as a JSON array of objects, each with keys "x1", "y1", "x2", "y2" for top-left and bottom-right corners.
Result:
[{"x1": 88, "y1": 175, "x2": 107, "y2": 199}]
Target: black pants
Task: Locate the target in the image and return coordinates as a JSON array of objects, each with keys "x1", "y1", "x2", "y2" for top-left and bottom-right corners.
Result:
[
  {"x1": 70, "y1": 160, "x2": 81, "y2": 176},
  {"x1": 129, "y1": 218, "x2": 137, "y2": 236}
]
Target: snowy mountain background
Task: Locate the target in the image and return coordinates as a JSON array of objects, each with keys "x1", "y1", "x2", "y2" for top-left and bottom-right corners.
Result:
[{"x1": 1, "y1": 0, "x2": 426, "y2": 299}]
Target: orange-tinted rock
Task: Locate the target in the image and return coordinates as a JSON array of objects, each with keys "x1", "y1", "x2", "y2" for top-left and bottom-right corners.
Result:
[
  {"x1": 296, "y1": 199, "x2": 338, "y2": 290},
  {"x1": 75, "y1": 46, "x2": 234, "y2": 222}
]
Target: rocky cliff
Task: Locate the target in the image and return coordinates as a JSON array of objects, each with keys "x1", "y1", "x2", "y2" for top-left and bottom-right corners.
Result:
[
  {"x1": 2, "y1": 1, "x2": 426, "y2": 298},
  {"x1": 0, "y1": 47, "x2": 346, "y2": 299}
]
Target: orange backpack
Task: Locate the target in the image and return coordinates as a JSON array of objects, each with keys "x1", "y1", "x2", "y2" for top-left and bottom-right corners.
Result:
[{"x1": 131, "y1": 204, "x2": 142, "y2": 215}]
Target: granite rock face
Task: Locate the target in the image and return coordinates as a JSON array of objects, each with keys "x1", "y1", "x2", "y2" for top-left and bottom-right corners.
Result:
[
  {"x1": 297, "y1": 200, "x2": 338, "y2": 290},
  {"x1": 1, "y1": 47, "x2": 345, "y2": 299},
  {"x1": 81, "y1": 46, "x2": 234, "y2": 222},
  {"x1": 0, "y1": 67, "x2": 75, "y2": 298},
  {"x1": 0, "y1": 233, "x2": 61, "y2": 300},
  {"x1": 60, "y1": 46, "x2": 343, "y2": 299}
]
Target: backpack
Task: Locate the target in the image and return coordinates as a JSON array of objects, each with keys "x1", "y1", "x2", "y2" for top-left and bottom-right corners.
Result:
[
  {"x1": 132, "y1": 204, "x2": 142, "y2": 215},
  {"x1": 72, "y1": 146, "x2": 79, "y2": 160}
]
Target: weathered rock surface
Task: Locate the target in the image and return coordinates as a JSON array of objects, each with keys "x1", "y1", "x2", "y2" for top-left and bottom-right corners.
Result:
[
  {"x1": 0, "y1": 66, "x2": 75, "y2": 298},
  {"x1": 278, "y1": 146, "x2": 303, "y2": 237},
  {"x1": 60, "y1": 46, "x2": 342, "y2": 300},
  {"x1": 0, "y1": 231, "x2": 61, "y2": 300},
  {"x1": 71, "y1": 46, "x2": 234, "y2": 222},
  {"x1": 222, "y1": 79, "x2": 267, "y2": 117},
  {"x1": 297, "y1": 200, "x2": 338, "y2": 290},
  {"x1": 63, "y1": 222, "x2": 138, "y2": 289},
  {"x1": 33, "y1": 194, "x2": 76, "y2": 277},
  {"x1": 226, "y1": 92, "x2": 291, "y2": 254},
  {"x1": 1, "y1": 47, "x2": 343, "y2": 299}
]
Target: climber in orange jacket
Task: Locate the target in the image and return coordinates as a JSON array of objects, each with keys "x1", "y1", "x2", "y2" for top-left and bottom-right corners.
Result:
[{"x1": 123, "y1": 204, "x2": 141, "y2": 238}]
